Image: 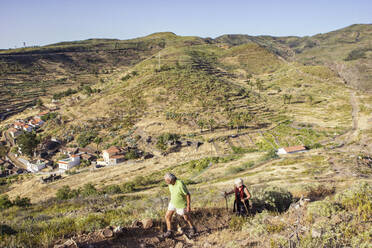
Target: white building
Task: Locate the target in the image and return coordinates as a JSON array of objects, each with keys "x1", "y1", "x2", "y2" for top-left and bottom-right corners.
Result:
[
  {"x1": 28, "y1": 118, "x2": 44, "y2": 128},
  {"x1": 102, "y1": 146, "x2": 126, "y2": 165},
  {"x1": 58, "y1": 155, "x2": 80, "y2": 171},
  {"x1": 277, "y1": 146, "x2": 307, "y2": 155},
  {"x1": 27, "y1": 159, "x2": 48, "y2": 172}
]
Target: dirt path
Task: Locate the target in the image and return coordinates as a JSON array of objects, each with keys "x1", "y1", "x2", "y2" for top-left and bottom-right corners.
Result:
[
  {"x1": 55, "y1": 208, "x2": 230, "y2": 248},
  {"x1": 347, "y1": 91, "x2": 359, "y2": 143}
]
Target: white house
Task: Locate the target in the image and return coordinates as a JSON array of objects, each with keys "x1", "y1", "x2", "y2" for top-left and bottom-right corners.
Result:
[
  {"x1": 102, "y1": 146, "x2": 126, "y2": 165},
  {"x1": 58, "y1": 154, "x2": 80, "y2": 171},
  {"x1": 277, "y1": 146, "x2": 307, "y2": 155},
  {"x1": 27, "y1": 159, "x2": 49, "y2": 172},
  {"x1": 22, "y1": 124, "x2": 33, "y2": 132},
  {"x1": 8, "y1": 128, "x2": 22, "y2": 138},
  {"x1": 28, "y1": 118, "x2": 44, "y2": 128}
]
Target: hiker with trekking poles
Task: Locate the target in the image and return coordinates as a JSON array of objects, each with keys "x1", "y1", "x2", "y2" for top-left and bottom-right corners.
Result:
[
  {"x1": 224, "y1": 178, "x2": 251, "y2": 216},
  {"x1": 162, "y1": 172, "x2": 196, "y2": 238}
]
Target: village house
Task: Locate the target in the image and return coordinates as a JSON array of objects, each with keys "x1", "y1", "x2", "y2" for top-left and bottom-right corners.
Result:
[
  {"x1": 277, "y1": 146, "x2": 307, "y2": 155},
  {"x1": 14, "y1": 121, "x2": 32, "y2": 132},
  {"x1": 35, "y1": 111, "x2": 49, "y2": 119},
  {"x1": 8, "y1": 128, "x2": 23, "y2": 138},
  {"x1": 58, "y1": 154, "x2": 80, "y2": 171},
  {"x1": 26, "y1": 159, "x2": 51, "y2": 172},
  {"x1": 102, "y1": 146, "x2": 126, "y2": 165},
  {"x1": 28, "y1": 117, "x2": 44, "y2": 128}
]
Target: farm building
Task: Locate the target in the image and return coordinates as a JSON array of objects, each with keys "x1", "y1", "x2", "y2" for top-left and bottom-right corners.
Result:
[{"x1": 277, "y1": 146, "x2": 307, "y2": 155}]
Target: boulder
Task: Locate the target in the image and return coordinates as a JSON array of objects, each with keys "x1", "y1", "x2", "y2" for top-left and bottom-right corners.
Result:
[
  {"x1": 141, "y1": 218, "x2": 153, "y2": 229},
  {"x1": 101, "y1": 226, "x2": 114, "y2": 238}
]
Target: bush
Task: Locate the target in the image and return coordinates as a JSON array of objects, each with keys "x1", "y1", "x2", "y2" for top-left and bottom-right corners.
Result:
[
  {"x1": 229, "y1": 215, "x2": 247, "y2": 231},
  {"x1": 336, "y1": 182, "x2": 372, "y2": 221},
  {"x1": 103, "y1": 185, "x2": 122, "y2": 195},
  {"x1": 40, "y1": 112, "x2": 57, "y2": 121},
  {"x1": 156, "y1": 133, "x2": 180, "y2": 151},
  {"x1": 13, "y1": 196, "x2": 31, "y2": 207},
  {"x1": 77, "y1": 131, "x2": 97, "y2": 147},
  {"x1": 120, "y1": 182, "x2": 136, "y2": 193},
  {"x1": 56, "y1": 186, "x2": 80, "y2": 200},
  {"x1": 261, "y1": 149, "x2": 279, "y2": 161},
  {"x1": 307, "y1": 200, "x2": 341, "y2": 218},
  {"x1": 344, "y1": 48, "x2": 372, "y2": 61},
  {"x1": 80, "y1": 183, "x2": 98, "y2": 197},
  {"x1": 252, "y1": 186, "x2": 293, "y2": 212},
  {"x1": 76, "y1": 214, "x2": 109, "y2": 232},
  {"x1": 0, "y1": 194, "x2": 13, "y2": 209}
]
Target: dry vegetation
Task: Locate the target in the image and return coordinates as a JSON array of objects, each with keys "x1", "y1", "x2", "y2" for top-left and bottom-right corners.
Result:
[{"x1": 1, "y1": 25, "x2": 372, "y2": 247}]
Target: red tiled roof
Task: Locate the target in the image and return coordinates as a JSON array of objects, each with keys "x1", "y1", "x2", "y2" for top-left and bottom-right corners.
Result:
[
  {"x1": 14, "y1": 121, "x2": 25, "y2": 127},
  {"x1": 284, "y1": 146, "x2": 306, "y2": 153},
  {"x1": 38, "y1": 111, "x2": 49, "y2": 116},
  {"x1": 104, "y1": 146, "x2": 122, "y2": 156},
  {"x1": 111, "y1": 155, "x2": 126, "y2": 159}
]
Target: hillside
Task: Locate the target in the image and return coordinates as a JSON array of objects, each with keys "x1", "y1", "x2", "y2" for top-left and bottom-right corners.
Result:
[
  {"x1": 216, "y1": 24, "x2": 372, "y2": 90},
  {"x1": 0, "y1": 25, "x2": 371, "y2": 248}
]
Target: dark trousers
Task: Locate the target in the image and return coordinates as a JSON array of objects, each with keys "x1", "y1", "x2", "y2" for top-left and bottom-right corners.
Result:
[{"x1": 233, "y1": 200, "x2": 249, "y2": 216}]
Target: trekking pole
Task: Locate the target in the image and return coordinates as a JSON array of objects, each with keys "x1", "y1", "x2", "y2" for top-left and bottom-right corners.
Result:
[{"x1": 242, "y1": 199, "x2": 250, "y2": 215}]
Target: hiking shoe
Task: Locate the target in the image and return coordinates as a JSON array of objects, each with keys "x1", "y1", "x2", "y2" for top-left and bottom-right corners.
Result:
[{"x1": 161, "y1": 230, "x2": 173, "y2": 239}]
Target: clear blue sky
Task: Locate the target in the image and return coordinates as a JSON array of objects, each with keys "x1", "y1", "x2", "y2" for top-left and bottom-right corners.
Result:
[{"x1": 0, "y1": 0, "x2": 371, "y2": 49}]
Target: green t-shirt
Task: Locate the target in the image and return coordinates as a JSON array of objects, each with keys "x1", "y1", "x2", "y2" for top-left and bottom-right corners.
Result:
[{"x1": 169, "y1": 179, "x2": 189, "y2": 209}]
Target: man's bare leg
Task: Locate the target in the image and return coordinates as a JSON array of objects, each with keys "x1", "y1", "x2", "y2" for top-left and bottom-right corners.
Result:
[
  {"x1": 183, "y1": 212, "x2": 194, "y2": 229},
  {"x1": 165, "y1": 210, "x2": 175, "y2": 231}
]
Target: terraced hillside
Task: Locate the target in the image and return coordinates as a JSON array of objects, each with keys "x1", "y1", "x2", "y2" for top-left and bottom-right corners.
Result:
[{"x1": 0, "y1": 25, "x2": 371, "y2": 248}]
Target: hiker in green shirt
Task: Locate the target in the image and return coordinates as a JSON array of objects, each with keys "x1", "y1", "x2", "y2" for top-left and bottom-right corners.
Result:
[{"x1": 162, "y1": 172, "x2": 196, "y2": 238}]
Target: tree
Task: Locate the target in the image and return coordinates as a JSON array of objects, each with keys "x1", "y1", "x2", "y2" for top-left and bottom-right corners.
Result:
[
  {"x1": 36, "y1": 98, "x2": 43, "y2": 108},
  {"x1": 93, "y1": 137, "x2": 103, "y2": 156},
  {"x1": 208, "y1": 118, "x2": 216, "y2": 131},
  {"x1": 17, "y1": 132, "x2": 39, "y2": 156},
  {"x1": 197, "y1": 119, "x2": 205, "y2": 133}
]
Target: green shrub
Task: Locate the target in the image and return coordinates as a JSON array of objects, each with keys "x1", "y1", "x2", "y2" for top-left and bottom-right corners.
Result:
[
  {"x1": 231, "y1": 146, "x2": 257, "y2": 154},
  {"x1": 261, "y1": 149, "x2": 279, "y2": 161},
  {"x1": 251, "y1": 186, "x2": 293, "y2": 212},
  {"x1": 13, "y1": 196, "x2": 31, "y2": 207},
  {"x1": 124, "y1": 149, "x2": 141, "y2": 160},
  {"x1": 103, "y1": 185, "x2": 122, "y2": 195},
  {"x1": 76, "y1": 214, "x2": 108, "y2": 232},
  {"x1": 80, "y1": 183, "x2": 98, "y2": 197},
  {"x1": 307, "y1": 200, "x2": 341, "y2": 218},
  {"x1": 120, "y1": 182, "x2": 136, "y2": 193},
  {"x1": 56, "y1": 185, "x2": 81, "y2": 200},
  {"x1": 344, "y1": 48, "x2": 372, "y2": 61},
  {"x1": 156, "y1": 133, "x2": 180, "y2": 151},
  {"x1": 77, "y1": 131, "x2": 97, "y2": 147},
  {"x1": 336, "y1": 182, "x2": 372, "y2": 221},
  {"x1": 0, "y1": 194, "x2": 13, "y2": 209},
  {"x1": 227, "y1": 165, "x2": 245, "y2": 174},
  {"x1": 229, "y1": 215, "x2": 247, "y2": 231}
]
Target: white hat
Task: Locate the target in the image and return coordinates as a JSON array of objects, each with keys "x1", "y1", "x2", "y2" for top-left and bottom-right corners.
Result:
[{"x1": 234, "y1": 178, "x2": 243, "y2": 187}]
